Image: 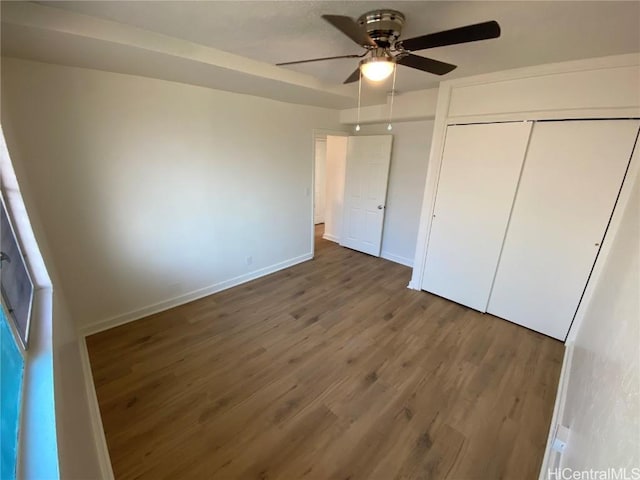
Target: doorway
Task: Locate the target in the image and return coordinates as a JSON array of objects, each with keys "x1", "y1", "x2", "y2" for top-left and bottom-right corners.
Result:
[
  {"x1": 312, "y1": 132, "x2": 393, "y2": 258},
  {"x1": 312, "y1": 133, "x2": 348, "y2": 254},
  {"x1": 313, "y1": 137, "x2": 326, "y2": 239}
]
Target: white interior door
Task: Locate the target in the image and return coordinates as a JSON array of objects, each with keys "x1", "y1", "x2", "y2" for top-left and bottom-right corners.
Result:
[
  {"x1": 340, "y1": 135, "x2": 393, "y2": 256},
  {"x1": 422, "y1": 122, "x2": 532, "y2": 311},
  {"x1": 487, "y1": 120, "x2": 640, "y2": 340},
  {"x1": 314, "y1": 138, "x2": 326, "y2": 224}
]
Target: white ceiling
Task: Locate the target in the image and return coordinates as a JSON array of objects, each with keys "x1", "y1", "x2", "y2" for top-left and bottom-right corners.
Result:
[{"x1": 2, "y1": 1, "x2": 640, "y2": 108}]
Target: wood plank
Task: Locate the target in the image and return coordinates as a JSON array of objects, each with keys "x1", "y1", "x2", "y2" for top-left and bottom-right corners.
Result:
[{"x1": 87, "y1": 224, "x2": 564, "y2": 479}]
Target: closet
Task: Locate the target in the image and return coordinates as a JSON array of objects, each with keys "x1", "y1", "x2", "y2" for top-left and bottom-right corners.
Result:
[
  {"x1": 422, "y1": 122, "x2": 532, "y2": 311},
  {"x1": 422, "y1": 119, "x2": 639, "y2": 340}
]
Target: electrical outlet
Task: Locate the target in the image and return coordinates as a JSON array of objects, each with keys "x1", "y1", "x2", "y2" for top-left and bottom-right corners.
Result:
[
  {"x1": 246, "y1": 256, "x2": 253, "y2": 266},
  {"x1": 552, "y1": 425, "x2": 570, "y2": 453}
]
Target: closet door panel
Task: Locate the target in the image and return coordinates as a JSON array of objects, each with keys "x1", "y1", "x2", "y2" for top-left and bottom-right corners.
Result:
[
  {"x1": 487, "y1": 120, "x2": 639, "y2": 340},
  {"x1": 422, "y1": 122, "x2": 532, "y2": 311}
]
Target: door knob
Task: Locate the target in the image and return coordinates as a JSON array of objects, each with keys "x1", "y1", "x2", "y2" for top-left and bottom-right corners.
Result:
[{"x1": 377, "y1": 205, "x2": 384, "y2": 210}]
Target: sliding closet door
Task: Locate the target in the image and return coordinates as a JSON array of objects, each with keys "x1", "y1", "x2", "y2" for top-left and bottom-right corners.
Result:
[
  {"x1": 422, "y1": 122, "x2": 532, "y2": 311},
  {"x1": 487, "y1": 120, "x2": 639, "y2": 340}
]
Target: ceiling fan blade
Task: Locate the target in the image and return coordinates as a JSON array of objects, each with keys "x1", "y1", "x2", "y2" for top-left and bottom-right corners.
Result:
[
  {"x1": 277, "y1": 53, "x2": 364, "y2": 66},
  {"x1": 322, "y1": 14, "x2": 377, "y2": 47},
  {"x1": 343, "y1": 67, "x2": 361, "y2": 84},
  {"x1": 399, "y1": 21, "x2": 501, "y2": 51},
  {"x1": 396, "y1": 54, "x2": 457, "y2": 75}
]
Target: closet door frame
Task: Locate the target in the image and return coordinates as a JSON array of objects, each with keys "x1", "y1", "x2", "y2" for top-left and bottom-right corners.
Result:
[
  {"x1": 485, "y1": 119, "x2": 639, "y2": 340},
  {"x1": 413, "y1": 116, "x2": 639, "y2": 337},
  {"x1": 564, "y1": 131, "x2": 639, "y2": 342},
  {"x1": 409, "y1": 55, "x2": 640, "y2": 345}
]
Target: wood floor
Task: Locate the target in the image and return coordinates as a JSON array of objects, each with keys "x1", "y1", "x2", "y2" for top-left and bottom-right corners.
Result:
[{"x1": 88, "y1": 225, "x2": 564, "y2": 480}]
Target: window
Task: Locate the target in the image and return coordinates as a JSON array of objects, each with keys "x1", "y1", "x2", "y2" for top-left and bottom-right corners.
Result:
[
  {"x1": 1, "y1": 196, "x2": 33, "y2": 347},
  {"x1": 0, "y1": 307, "x2": 24, "y2": 480},
  {"x1": 0, "y1": 194, "x2": 32, "y2": 479}
]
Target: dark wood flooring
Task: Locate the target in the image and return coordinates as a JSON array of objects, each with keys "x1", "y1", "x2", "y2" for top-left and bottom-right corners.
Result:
[{"x1": 87, "y1": 224, "x2": 563, "y2": 479}]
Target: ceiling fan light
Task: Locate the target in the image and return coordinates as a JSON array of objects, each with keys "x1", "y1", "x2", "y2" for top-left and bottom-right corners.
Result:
[{"x1": 360, "y1": 57, "x2": 395, "y2": 82}]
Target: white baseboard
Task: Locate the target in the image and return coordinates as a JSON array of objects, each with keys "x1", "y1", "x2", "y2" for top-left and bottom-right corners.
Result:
[
  {"x1": 76, "y1": 252, "x2": 313, "y2": 478},
  {"x1": 78, "y1": 338, "x2": 115, "y2": 480},
  {"x1": 380, "y1": 250, "x2": 413, "y2": 268},
  {"x1": 322, "y1": 232, "x2": 340, "y2": 243},
  {"x1": 319, "y1": 236, "x2": 413, "y2": 268},
  {"x1": 539, "y1": 342, "x2": 574, "y2": 480},
  {"x1": 80, "y1": 253, "x2": 313, "y2": 336}
]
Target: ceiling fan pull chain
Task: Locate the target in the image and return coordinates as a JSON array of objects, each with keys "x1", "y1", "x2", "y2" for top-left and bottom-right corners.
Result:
[
  {"x1": 356, "y1": 68, "x2": 362, "y2": 132},
  {"x1": 387, "y1": 64, "x2": 397, "y2": 131}
]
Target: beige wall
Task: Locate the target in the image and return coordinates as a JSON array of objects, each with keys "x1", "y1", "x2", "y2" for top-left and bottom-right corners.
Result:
[
  {"x1": 322, "y1": 121, "x2": 433, "y2": 266},
  {"x1": 1, "y1": 57, "x2": 344, "y2": 477},
  {"x1": 1, "y1": 57, "x2": 342, "y2": 333},
  {"x1": 323, "y1": 135, "x2": 347, "y2": 243},
  {"x1": 353, "y1": 120, "x2": 434, "y2": 266}
]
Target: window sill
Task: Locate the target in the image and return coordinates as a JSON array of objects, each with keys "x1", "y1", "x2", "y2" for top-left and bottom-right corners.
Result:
[{"x1": 18, "y1": 289, "x2": 59, "y2": 479}]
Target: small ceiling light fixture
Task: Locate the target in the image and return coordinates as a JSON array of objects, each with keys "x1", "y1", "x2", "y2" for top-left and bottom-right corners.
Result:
[{"x1": 360, "y1": 50, "x2": 395, "y2": 82}]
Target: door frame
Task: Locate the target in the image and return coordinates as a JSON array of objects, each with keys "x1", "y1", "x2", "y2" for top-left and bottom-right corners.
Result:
[
  {"x1": 408, "y1": 55, "x2": 640, "y2": 338},
  {"x1": 310, "y1": 129, "x2": 349, "y2": 258},
  {"x1": 339, "y1": 134, "x2": 394, "y2": 257}
]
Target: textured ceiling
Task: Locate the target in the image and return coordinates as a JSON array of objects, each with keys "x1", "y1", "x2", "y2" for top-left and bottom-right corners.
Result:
[{"x1": 4, "y1": 1, "x2": 640, "y2": 106}]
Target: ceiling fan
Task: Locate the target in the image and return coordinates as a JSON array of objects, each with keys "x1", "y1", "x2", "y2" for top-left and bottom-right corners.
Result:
[{"x1": 276, "y1": 10, "x2": 501, "y2": 83}]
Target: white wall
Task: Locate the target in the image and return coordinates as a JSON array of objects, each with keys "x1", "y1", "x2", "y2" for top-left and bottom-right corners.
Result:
[
  {"x1": 559, "y1": 167, "x2": 639, "y2": 472},
  {"x1": 447, "y1": 64, "x2": 640, "y2": 119},
  {"x1": 323, "y1": 136, "x2": 347, "y2": 243},
  {"x1": 352, "y1": 121, "x2": 434, "y2": 266},
  {"x1": 313, "y1": 138, "x2": 326, "y2": 225},
  {"x1": 53, "y1": 298, "x2": 105, "y2": 478},
  {"x1": 410, "y1": 54, "x2": 640, "y2": 290},
  {"x1": 1, "y1": 57, "x2": 342, "y2": 333},
  {"x1": 2, "y1": 128, "x2": 102, "y2": 478},
  {"x1": 339, "y1": 88, "x2": 439, "y2": 124}
]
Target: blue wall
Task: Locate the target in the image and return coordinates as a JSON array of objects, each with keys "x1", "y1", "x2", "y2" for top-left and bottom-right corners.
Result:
[{"x1": 1, "y1": 307, "x2": 24, "y2": 480}]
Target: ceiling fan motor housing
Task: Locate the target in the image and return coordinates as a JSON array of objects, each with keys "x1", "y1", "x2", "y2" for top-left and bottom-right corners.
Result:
[{"x1": 357, "y1": 9, "x2": 405, "y2": 48}]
